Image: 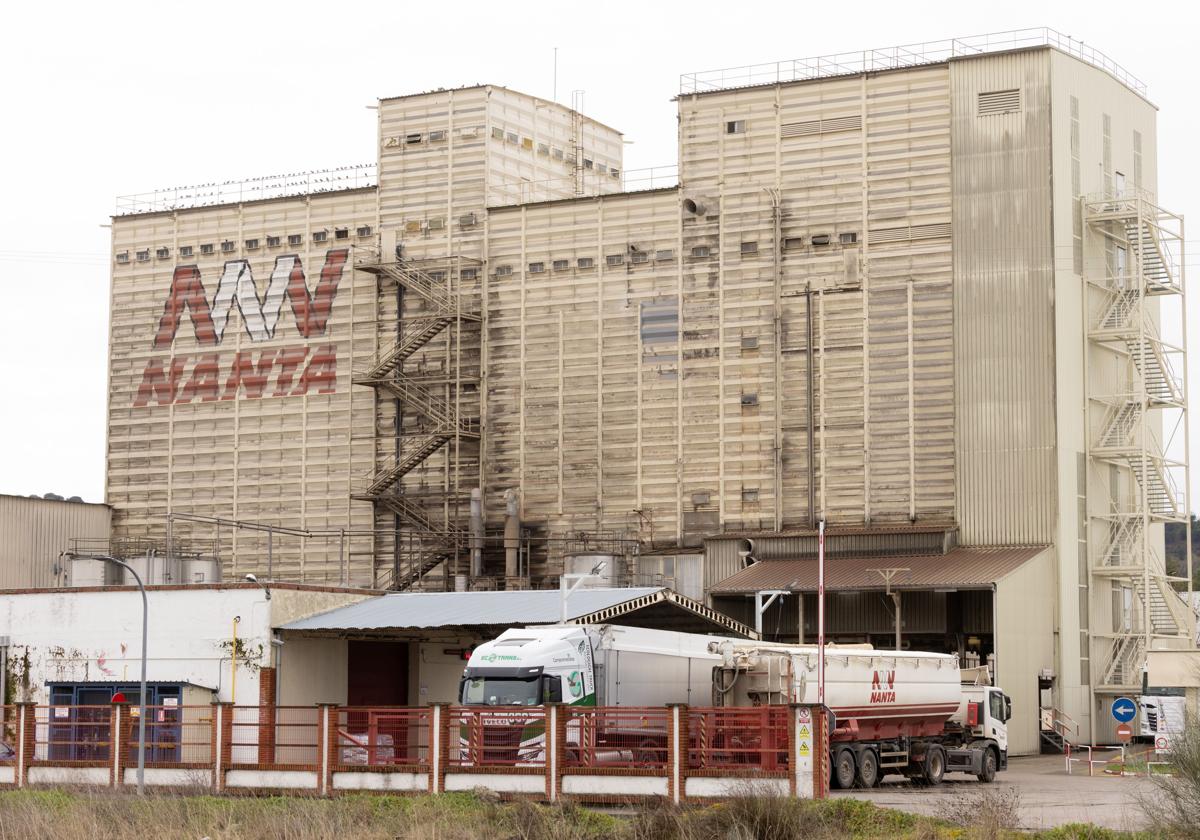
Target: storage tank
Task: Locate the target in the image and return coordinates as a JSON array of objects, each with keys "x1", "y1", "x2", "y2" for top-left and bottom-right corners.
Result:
[
  {"x1": 180, "y1": 558, "x2": 221, "y2": 584},
  {"x1": 66, "y1": 556, "x2": 122, "y2": 587},
  {"x1": 714, "y1": 642, "x2": 962, "y2": 741},
  {"x1": 123, "y1": 553, "x2": 183, "y2": 585}
]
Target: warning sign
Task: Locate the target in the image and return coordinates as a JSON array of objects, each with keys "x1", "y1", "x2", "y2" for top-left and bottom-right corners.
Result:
[
  {"x1": 1156, "y1": 735, "x2": 1172, "y2": 754},
  {"x1": 798, "y1": 739, "x2": 811, "y2": 757},
  {"x1": 798, "y1": 724, "x2": 811, "y2": 738},
  {"x1": 797, "y1": 707, "x2": 811, "y2": 723}
]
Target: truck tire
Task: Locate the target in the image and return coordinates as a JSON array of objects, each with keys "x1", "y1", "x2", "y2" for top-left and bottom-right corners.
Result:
[
  {"x1": 833, "y1": 748, "x2": 857, "y2": 789},
  {"x1": 977, "y1": 747, "x2": 997, "y2": 783},
  {"x1": 856, "y1": 749, "x2": 879, "y2": 788},
  {"x1": 923, "y1": 745, "x2": 946, "y2": 786}
]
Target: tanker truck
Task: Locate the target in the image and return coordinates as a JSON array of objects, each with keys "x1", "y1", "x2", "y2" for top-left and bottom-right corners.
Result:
[{"x1": 459, "y1": 624, "x2": 1011, "y2": 787}]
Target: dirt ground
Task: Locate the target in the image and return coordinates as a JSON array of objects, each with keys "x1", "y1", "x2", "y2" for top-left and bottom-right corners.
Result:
[{"x1": 831, "y1": 750, "x2": 1160, "y2": 831}]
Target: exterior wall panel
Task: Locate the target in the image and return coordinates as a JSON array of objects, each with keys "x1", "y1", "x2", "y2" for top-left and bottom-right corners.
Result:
[
  {"x1": 951, "y1": 52, "x2": 1057, "y2": 545},
  {"x1": 0, "y1": 496, "x2": 111, "y2": 588}
]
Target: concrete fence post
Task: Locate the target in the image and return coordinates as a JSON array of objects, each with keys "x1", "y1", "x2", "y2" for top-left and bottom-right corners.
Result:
[
  {"x1": 429, "y1": 703, "x2": 449, "y2": 794},
  {"x1": 317, "y1": 703, "x2": 337, "y2": 796},
  {"x1": 545, "y1": 703, "x2": 560, "y2": 802},
  {"x1": 16, "y1": 702, "x2": 35, "y2": 788},
  {"x1": 667, "y1": 703, "x2": 688, "y2": 805},
  {"x1": 110, "y1": 703, "x2": 124, "y2": 788},
  {"x1": 212, "y1": 702, "x2": 232, "y2": 793}
]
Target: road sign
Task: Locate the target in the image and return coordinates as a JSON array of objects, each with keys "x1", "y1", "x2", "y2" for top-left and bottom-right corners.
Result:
[
  {"x1": 1111, "y1": 697, "x2": 1137, "y2": 723},
  {"x1": 1156, "y1": 735, "x2": 1171, "y2": 753},
  {"x1": 1116, "y1": 723, "x2": 1133, "y2": 743}
]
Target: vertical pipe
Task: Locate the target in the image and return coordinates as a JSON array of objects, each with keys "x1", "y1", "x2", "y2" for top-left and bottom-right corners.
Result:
[
  {"x1": 504, "y1": 489, "x2": 520, "y2": 582},
  {"x1": 470, "y1": 487, "x2": 484, "y2": 578},
  {"x1": 892, "y1": 591, "x2": 902, "y2": 651},
  {"x1": 817, "y1": 520, "x2": 826, "y2": 705},
  {"x1": 339, "y1": 528, "x2": 346, "y2": 587},
  {"x1": 772, "y1": 190, "x2": 784, "y2": 531},
  {"x1": 806, "y1": 290, "x2": 816, "y2": 528},
  {"x1": 267, "y1": 530, "x2": 273, "y2": 581}
]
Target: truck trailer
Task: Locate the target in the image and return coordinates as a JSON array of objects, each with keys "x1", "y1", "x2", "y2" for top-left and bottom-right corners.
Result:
[{"x1": 460, "y1": 624, "x2": 1011, "y2": 786}]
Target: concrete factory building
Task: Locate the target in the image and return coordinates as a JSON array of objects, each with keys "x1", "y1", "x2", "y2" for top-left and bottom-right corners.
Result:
[{"x1": 103, "y1": 29, "x2": 1193, "y2": 750}]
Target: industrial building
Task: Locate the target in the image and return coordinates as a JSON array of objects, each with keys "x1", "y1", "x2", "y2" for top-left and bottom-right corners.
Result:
[{"x1": 98, "y1": 29, "x2": 1194, "y2": 752}]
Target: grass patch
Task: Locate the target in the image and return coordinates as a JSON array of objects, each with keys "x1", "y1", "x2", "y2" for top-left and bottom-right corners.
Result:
[{"x1": 0, "y1": 788, "x2": 1147, "y2": 839}]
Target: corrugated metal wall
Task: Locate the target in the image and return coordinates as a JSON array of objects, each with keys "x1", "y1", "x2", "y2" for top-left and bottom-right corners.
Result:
[
  {"x1": 950, "y1": 52, "x2": 1058, "y2": 545},
  {"x1": 0, "y1": 496, "x2": 111, "y2": 588},
  {"x1": 107, "y1": 189, "x2": 381, "y2": 584}
]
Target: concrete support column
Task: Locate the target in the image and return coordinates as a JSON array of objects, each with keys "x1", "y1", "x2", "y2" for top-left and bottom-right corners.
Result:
[{"x1": 429, "y1": 703, "x2": 450, "y2": 794}]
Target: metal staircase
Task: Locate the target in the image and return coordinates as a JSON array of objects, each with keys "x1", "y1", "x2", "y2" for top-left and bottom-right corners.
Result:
[
  {"x1": 1084, "y1": 192, "x2": 1192, "y2": 696},
  {"x1": 352, "y1": 254, "x2": 483, "y2": 590}
]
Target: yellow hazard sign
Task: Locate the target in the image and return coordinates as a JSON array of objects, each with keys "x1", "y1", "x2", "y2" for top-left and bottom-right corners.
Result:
[{"x1": 799, "y1": 739, "x2": 811, "y2": 757}]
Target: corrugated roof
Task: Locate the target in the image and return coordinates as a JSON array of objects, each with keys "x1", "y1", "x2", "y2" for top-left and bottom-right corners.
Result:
[
  {"x1": 279, "y1": 586, "x2": 754, "y2": 638},
  {"x1": 708, "y1": 546, "x2": 1049, "y2": 594}
]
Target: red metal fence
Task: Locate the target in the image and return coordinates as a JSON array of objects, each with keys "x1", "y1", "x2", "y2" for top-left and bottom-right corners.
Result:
[
  {"x1": 2, "y1": 702, "x2": 825, "y2": 802},
  {"x1": 564, "y1": 706, "x2": 671, "y2": 769},
  {"x1": 447, "y1": 707, "x2": 547, "y2": 767},
  {"x1": 335, "y1": 707, "x2": 429, "y2": 767},
  {"x1": 34, "y1": 705, "x2": 112, "y2": 763},
  {"x1": 0, "y1": 706, "x2": 16, "y2": 764},
  {"x1": 689, "y1": 706, "x2": 790, "y2": 772},
  {"x1": 124, "y1": 705, "x2": 213, "y2": 767}
]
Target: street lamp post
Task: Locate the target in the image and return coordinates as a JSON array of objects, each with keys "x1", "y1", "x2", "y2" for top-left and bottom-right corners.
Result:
[
  {"x1": 559, "y1": 560, "x2": 608, "y2": 623},
  {"x1": 101, "y1": 556, "x2": 148, "y2": 795}
]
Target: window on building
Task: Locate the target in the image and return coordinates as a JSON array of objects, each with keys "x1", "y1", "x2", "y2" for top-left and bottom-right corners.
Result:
[
  {"x1": 156, "y1": 247, "x2": 170, "y2": 259},
  {"x1": 266, "y1": 236, "x2": 280, "y2": 248},
  {"x1": 428, "y1": 130, "x2": 446, "y2": 142},
  {"x1": 528, "y1": 262, "x2": 545, "y2": 274},
  {"x1": 691, "y1": 245, "x2": 711, "y2": 258},
  {"x1": 740, "y1": 241, "x2": 758, "y2": 255},
  {"x1": 552, "y1": 148, "x2": 564, "y2": 160},
  {"x1": 631, "y1": 251, "x2": 648, "y2": 264},
  {"x1": 244, "y1": 239, "x2": 259, "y2": 250},
  {"x1": 313, "y1": 231, "x2": 328, "y2": 243},
  {"x1": 496, "y1": 265, "x2": 513, "y2": 276},
  {"x1": 784, "y1": 237, "x2": 803, "y2": 250},
  {"x1": 537, "y1": 143, "x2": 549, "y2": 156},
  {"x1": 136, "y1": 250, "x2": 150, "y2": 262},
  {"x1": 334, "y1": 228, "x2": 349, "y2": 240},
  {"x1": 506, "y1": 132, "x2": 518, "y2": 144},
  {"x1": 839, "y1": 232, "x2": 858, "y2": 245},
  {"x1": 655, "y1": 249, "x2": 674, "y2": 261},
  {"x1": 287, "y1": 234, "x2": 303, "y2": 246},
  {"x1": 726, "y1": 120, "x2": 746, "y2": 134},
  {"x1": 461, "y1": 268, "x2": 479, "y2": 281},
  {"x1": 740, "y1": 393, "x2": 759, "y2": 407},
  {"x1": 583, "y1": 158, "x2": 594, "y2": 169},
  {"x1": 606, "y1": 254, "x2": 624, "y2": 267},
  {"x1": 741, "y1": 488, "x2": 759, "y2": 503},
  {"x1": 221, "y1": 241, "x2": 235, "y2": 253},
  {"x1": 405, "y1": 133, "x2": 422, "y2": 145},
  {"x1": 577, "y1": 257, "x2": 595, "y2": 269},
  {"x1": 552, "y1": 259, "x2": 570, "y2": 271},
  {"x1": 115, "y1": 251, "x2": 130, "y2": 263},
  {"x1": 1115, "y1": 171, "x2": 1127, "y2": 197},
  {"x1": 179, "y1": 246, "x2": 193, "y2": 257},
  {"x1": 491, "y1": 127, "x2": 505, "y2": 140},
  {"x1": 356, "y1": 226, "x2": 372, "y2": 237},
  {"x1": 200, "y1": 244, "x2": 214, "y2": 255}
]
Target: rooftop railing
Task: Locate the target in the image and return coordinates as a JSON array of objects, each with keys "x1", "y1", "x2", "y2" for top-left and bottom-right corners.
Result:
[{"x1": 680, "y1": 28, "x2": 1147, "y2": 98}]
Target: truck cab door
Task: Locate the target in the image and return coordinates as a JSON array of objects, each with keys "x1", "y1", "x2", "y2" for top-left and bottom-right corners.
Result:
[{"x1": 986, "y1": 688, "x2": 1010, "y2": 753}]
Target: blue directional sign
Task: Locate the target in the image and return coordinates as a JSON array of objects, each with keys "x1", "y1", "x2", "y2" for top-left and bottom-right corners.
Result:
[{"x1": 1111, "y1": 697, "x2": 1137, "y2": 723}]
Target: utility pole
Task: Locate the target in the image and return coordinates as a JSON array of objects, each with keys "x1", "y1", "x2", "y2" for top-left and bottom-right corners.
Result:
[{"x1": 868, "y1": 567, "x2": 910, "y2": 651}]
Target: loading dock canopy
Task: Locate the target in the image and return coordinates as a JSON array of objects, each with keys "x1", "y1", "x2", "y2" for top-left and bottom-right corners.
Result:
[
  {"x1": 280, "y1": 586, "x2": 756, "y2": 638},
  {"x1": 708, "y1": 546, "x2": 1048, "y2": 594}
]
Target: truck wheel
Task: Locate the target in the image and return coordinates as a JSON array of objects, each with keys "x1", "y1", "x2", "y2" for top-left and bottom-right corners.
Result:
[
  {"x1": 856, "y1": 749, "x2": 879, "y2": 788},
  {"x1": 923, "y1": 745, "x2": 946, "y2": 786},
  {"x1": 834, "y1": 748, "x2": 857, "y2": 789},
  {"x1": 977, "y1": 747, "x2": 997, "y2": 783}
]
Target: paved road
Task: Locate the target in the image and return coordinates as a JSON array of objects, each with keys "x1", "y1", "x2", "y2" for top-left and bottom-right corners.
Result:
[{"x1": 831, "y1": 751, "x2": 1161, "y2": 831}]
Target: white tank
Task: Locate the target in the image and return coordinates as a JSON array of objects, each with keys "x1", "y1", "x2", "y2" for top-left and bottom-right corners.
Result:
[{"x1": 717, "y1": 642, "x2": 962, "y2": 741}]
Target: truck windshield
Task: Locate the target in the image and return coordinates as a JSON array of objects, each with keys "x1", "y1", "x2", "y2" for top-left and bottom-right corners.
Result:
[{"x1": 461, "y1": 676, "x2": 542, "y2": 706}]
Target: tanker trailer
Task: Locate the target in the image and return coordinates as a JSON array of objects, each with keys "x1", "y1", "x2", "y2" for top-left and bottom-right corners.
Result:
[{"x1": 710, "y1": 641, "x2": 1011, "y2": 788}]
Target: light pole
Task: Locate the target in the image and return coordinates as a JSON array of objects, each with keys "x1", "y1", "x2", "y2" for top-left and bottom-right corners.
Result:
[
  {"x1": 559, "y1": 560, "x2": 608, "y2": 623},
  {"x1": 100, "y1": 555, "x2": 148, "y2": 795},
  {"x1": 867, "y1": 567, "x2": 911, "y2": 651}
]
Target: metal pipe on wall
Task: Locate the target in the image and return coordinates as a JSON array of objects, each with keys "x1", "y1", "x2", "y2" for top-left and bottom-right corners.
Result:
[
  {"x1": 806, "y1": 289, "x2": 817, "y2": 528},
  {"x1": 504, "y1": 489, "x2": 520, "y2": 581},
  {"x1": 470, "y1": 488, "x2": 484, "y2": 578}
]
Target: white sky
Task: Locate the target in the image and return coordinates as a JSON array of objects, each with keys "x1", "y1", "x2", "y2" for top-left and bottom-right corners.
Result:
[{"x1": 1, "y1": 1, "x2": 1198, "y2": 509}]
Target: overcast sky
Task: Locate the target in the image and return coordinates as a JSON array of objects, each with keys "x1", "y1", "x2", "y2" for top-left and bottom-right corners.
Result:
[{"x1": 2, "y1": 1, "x2": 1198, "y2": 510}]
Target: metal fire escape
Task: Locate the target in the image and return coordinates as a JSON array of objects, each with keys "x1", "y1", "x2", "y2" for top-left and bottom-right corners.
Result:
[
  {"x1": 1085, "y1": 192, "x2": 1192, "y2": 692},
  {"x1": 351, "y1": 254, "x2": 482, "y2": 590}
]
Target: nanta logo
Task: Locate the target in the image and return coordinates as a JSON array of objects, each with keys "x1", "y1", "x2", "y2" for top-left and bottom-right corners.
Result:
[{"x1": 869, "y1": 670, "x2": 896, "y2": 704}]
